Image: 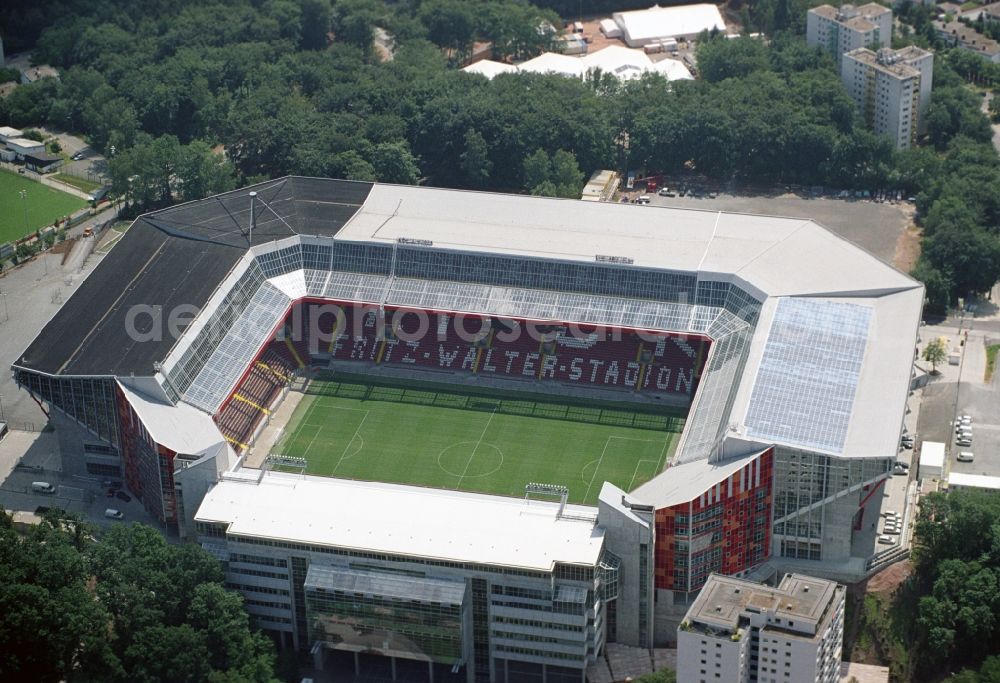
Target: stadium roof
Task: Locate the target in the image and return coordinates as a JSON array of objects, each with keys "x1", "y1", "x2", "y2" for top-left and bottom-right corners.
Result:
[
  {"x1": 14, "y1": 177, "x2": 372, "y2": 377},
  {"x1": 196, "y1": 471, "x2": 604, "y2": 572},
  {"x1": 338, "y1": 184, "x2": 916, "y2": 299},
  {"x1": 118, "y1": 381, "x2": 227, "y2": 456},
  {"x1": 15, "y1": 177, "x2": 922, "y2": 466}
]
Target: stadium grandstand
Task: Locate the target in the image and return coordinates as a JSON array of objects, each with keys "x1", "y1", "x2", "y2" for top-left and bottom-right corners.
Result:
[{"x1": 12, "y1": 177, "x2": 922, "y2": 680}]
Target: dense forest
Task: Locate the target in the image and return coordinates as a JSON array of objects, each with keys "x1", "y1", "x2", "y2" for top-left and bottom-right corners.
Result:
[
  {"x1": 0, "y1": 0, "x2": 998, "y2": 306},
  {"x1": 0, "y1": 509, "x2": 283, "y2": 682},
  {"x1": 895, "y1": 491, "x2": 1000, "y2": 682}
]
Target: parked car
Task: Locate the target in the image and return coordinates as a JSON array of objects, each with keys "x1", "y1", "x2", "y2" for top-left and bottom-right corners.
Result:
[
  {"x1": 959, "y1": 414, "x2": 973, "y2": 424},
  {"x1": 957, "y1": 437, "x2": 972, "y2": 447},
  {"x1": 115, "y1": 490, "x2": 131, "y2": 502},
  {"x1": 877, "y1": 535, "x2": 896, "y2": 545},
  {"x1": 71, "y1": 151, "x2": 84, "y2": 161},
  {"x1": 31, "y1": 482, "x2": 56, "y2": 494},
  {"x1": 957, "y1": 451, "x2": 975, "y2": 462},
  {"x1": 635, "y1": 195, "x2": 651, "y2": 205},
  {"x1": 708, "y1": 191, "x2": 718, "y2": 198},
  {"x1": 658, "y1": 187, "x2": 671, "y2": 196},
  {"x1": 104, "y1": 508, "x2": 124, "y2": 520}
]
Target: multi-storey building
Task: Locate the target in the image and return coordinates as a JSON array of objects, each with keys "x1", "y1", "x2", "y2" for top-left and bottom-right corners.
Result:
[
  {"x1": 677, "y1": 573, "x2": 845, "y2": 683},
  {"x1": 806, "y1": 4, "x2": 892, "y2": 68},
  {"x1": 842, "y1": 46, "x2": 934, "y2": 149},
  {"x1": 196, "y1": 471, "x2": 641, "y2": 683}
]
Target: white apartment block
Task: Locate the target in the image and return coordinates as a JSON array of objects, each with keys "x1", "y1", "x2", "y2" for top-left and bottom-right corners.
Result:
[
  {"x1": 677, "y1": 574, "x2": 845, "y2": 683},
  {"x1": 841, "y1": 46, "x2": 934, "y2": 149},
  {"x1": 807, "y1": 4, "x2": 893, "y2": 68}
]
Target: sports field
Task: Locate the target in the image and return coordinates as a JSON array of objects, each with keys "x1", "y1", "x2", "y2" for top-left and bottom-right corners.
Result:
[
  {"x1": 0, "y1": 170, "x2": 87, "y2": 242},
  {"x1": 272, "y1": 378, "x2": 685, "y2": 506}
]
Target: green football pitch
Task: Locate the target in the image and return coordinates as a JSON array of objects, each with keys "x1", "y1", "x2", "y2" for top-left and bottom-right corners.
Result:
[
  {"x1": 0, "y1": 170, "x2": 88, "y2": 242},
  {"x1": 271, "y1": 377, "x2": 685, "y2": 506}
]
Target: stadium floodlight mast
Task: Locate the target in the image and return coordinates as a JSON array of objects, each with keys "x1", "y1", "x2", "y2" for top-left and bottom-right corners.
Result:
[
  {"x1": 525, "y1": 482, "x2": 570, "y2": 518},
  {"x1": 248, "y1": 191, "x2": 257, "y2": 244}
]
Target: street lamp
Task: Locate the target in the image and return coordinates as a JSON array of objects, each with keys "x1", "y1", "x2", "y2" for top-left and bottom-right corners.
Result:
[{"x1": 18, "y1": 189, "x2": 27, "y2": 235}]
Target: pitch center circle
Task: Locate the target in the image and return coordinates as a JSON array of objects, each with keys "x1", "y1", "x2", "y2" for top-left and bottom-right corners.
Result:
[{"x1": 437, "y1": 442, "x2": 504, "y2": 478}]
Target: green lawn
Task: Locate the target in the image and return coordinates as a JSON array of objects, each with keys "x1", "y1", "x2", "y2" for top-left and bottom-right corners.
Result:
[
  {"x1": 987, "y1": 344, "x2": 1000, "y2": 383},
  {"x1": 52, "y1": 173, "x2": 102, "y2": 194},
  {"x1": 271, "y1": 378, "x2": 685, "y2": 505},
  {"x1": 0, "y1": 170, "x2": 88, "y2": 243}
]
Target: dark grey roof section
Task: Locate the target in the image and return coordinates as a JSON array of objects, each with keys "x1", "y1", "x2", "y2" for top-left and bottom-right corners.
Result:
[
  {"x1": 139, "y1": 176, "x2": 373, "y2": 247},
  {"x1": 14, "y1": 177, "x2": 373, "y2": 377}
]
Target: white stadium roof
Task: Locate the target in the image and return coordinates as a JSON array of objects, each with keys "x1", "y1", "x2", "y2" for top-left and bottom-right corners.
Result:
[
  {"x1": 613, "y1": 4, "x2": 727, "y2": 46},
  {"x1": 196, "y1": 471, "x2": 604, "y2": 571}
]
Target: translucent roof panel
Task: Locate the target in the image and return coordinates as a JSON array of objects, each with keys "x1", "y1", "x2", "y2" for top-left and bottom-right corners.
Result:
[
  {"x1": 744, "y1": 298, "x2": 872, "y2": 454},
  {"x1": 182, "y1": 281, "x2": 290, "y2": 412},
  {"x1": 304, "y1": 564, "x2": 467, "y2": 606}
]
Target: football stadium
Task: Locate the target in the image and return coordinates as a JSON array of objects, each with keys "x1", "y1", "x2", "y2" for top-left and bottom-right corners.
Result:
[{"x1": 12, "y1": 177, "x2": 923, "y2": 682}]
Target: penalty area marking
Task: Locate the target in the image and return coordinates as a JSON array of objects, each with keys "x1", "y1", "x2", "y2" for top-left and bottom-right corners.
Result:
[{"x1": 583, "y1": 435, "x2": 671, "y2": 503}]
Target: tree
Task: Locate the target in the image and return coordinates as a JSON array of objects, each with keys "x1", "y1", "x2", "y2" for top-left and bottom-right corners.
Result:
[
  {"x1": 922, "y1": 337, "x2": 948, "y2": 373},
  {"x1": 460, "y1": 129, "x2": 492, "y2": 188},
  {"x1": 550, "y1": 149, "x2": 584, "y2": 198},
  {"x1": 369, "y1": 141, "x2": 420, "y2": 184},
  {"x1": 696, "y1": 36, "x2": 770, "y2": 83},
  {"x1": 331, "y1": 0, "x2": 382, "y2": 53},
  {"x1": 523, "y1": 149, "x2": 551, "y2": 193}
]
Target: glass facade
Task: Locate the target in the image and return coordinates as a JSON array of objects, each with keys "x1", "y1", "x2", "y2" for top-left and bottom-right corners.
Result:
[
  {"x1": 304, "y1": 565, "x2": 466, "y2": 664},
  {"x1": 14, "y1": 370, "x2": 119, "y2": 446}
]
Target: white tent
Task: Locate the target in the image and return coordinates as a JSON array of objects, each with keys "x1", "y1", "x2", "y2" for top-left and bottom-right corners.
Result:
[
  {"x1": 648, "y1": 57, "x2": 694, "y2": 81},
  {"x1": 462, "y1": 60, "x2": 517, "y2": 80},
  {"x1": 518, "y1": 52, "x2": 585, "y2": 78},
  {"x1": 613, "y1": 4, "x2": 727, "y2": 46}
]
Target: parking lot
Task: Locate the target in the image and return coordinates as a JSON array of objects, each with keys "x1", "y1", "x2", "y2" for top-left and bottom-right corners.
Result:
[
  {"x1": 636, "y1": 187, "x2": 914, "y2": 268},
  {"x1": 916, "y1": 318, "x2": 1000, "y2": 481}
]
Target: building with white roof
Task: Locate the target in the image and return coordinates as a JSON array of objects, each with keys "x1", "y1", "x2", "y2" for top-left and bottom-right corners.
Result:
[
  {"x1": 919, "y1": 441, "x2": 945, "y2": 480},
  {"x1": 0, "y1": 126, "x2": 23, "y2": 142},
  {"x1": 196, "y1": 470, "x2": 622, "y2": 681},
  {"x1": 15, "y1": 177, "x2": 922, "y2": 667},
  {"x1": 947, "y1": 471, "x2": 1000, "y2": 492},
  {"x1": 613, "y1": 4, "x2": 727, "y2": 46},
  {"x1": 465, "y1": 45, "x2": 692, "y2": 82}
]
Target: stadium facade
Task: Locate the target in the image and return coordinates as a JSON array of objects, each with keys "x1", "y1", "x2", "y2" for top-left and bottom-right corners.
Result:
[{"x1": 12, "y1": 178, "x2": 922, "y2": 680}]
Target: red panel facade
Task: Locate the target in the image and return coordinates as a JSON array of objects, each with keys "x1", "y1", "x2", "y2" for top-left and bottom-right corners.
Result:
[{"x1": 653, "y1": 448, "x2": 773, "y2": 594}]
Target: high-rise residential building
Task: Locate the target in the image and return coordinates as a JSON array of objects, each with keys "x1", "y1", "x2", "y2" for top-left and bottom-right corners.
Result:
[
  {"x1": 841, "y1": 46, "x2": 934, "y2": 149},
  {"x1": 806, "y1": 4, "x2": 893, "y2": 68},
  {"x1": 677, "y1": 573, "x2": 845, "y2": 683}
]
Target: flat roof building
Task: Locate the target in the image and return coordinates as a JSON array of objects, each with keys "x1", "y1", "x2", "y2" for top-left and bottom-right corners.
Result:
[
  {"x1": 807, "y1": 4, "x2": 893, "y2": 68},
  {"x1": 678, "y1": 573, "x2": 845, "y2": 683},
  {"x1": 842, "y1": 46, "x2": 934, "y2": 149},
  {"x1": 947, "y1": 472, "x2": 1000, "y2": 493},
  {"x1": 196, "y1": 470, "x2": 627, "y2": 681},
  {"x1": 612, "y1": 4, "x2": 727, "y2": 47},
  {"x1": 919, "y1": 441, "x2": 945, "y2": 480}
]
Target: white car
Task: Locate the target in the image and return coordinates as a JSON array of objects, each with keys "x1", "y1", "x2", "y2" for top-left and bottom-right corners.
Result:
[
  {"x1": 104, "y1": 508, "x2": 124, "y2": 520},
  {"x1": 883, "y1": 527, "x2": 901, "y2": 535},
  {"x1": 877, "y1": 535, "x2": 896, "y2": 545},
  {"x1": 959, "y1": 414, "x2": 973, "y2": 424},
  {"x1": 957, "y1": 451, "x2": 975, "y2": 462},
  {"x1": 957, "y1": 437, "x2": 973, "y2": 447}
]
